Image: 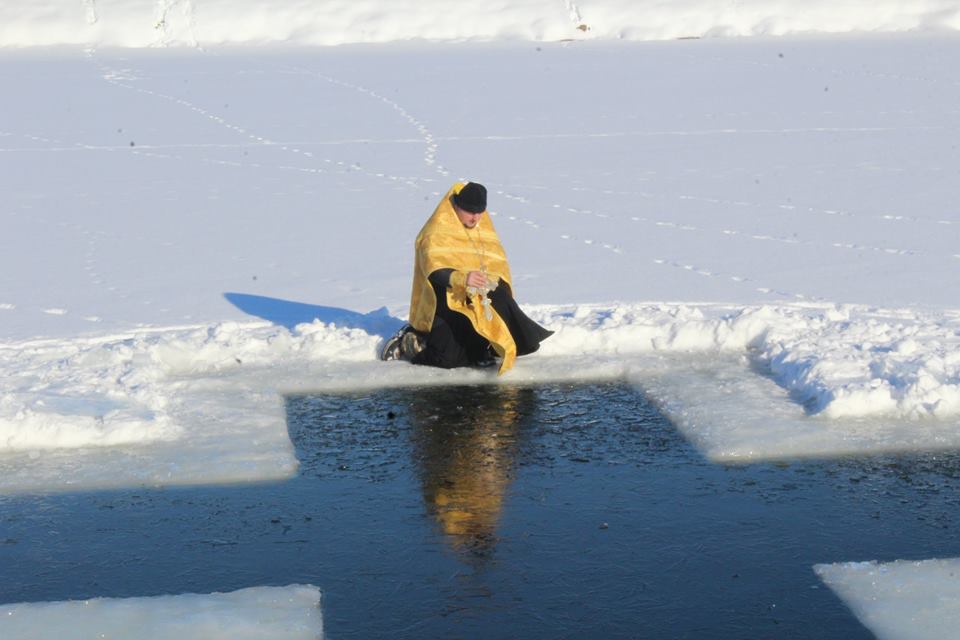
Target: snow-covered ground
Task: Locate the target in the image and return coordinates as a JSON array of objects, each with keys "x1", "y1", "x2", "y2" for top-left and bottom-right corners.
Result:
[
  {"x1": 3, "y1": 3, "x2": 960, "y2": 635},
  {"x1": 4, "y1": 34, "x2": 960, "y2": 491}
]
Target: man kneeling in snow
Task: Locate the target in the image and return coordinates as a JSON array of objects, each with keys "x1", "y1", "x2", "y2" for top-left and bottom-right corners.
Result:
[{"x1": 380, "y1": 181, "x2": 552, "y2": 375}]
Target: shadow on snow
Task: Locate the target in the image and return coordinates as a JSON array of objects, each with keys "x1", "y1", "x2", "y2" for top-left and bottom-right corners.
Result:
[{"x1": 223, "y1": 292, "x2": 404, "y2": 337}]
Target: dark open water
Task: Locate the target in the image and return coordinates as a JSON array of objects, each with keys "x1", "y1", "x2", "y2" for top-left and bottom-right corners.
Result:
[{"x1": 3, "y1": 383, "x2": 960, "y2": 638}]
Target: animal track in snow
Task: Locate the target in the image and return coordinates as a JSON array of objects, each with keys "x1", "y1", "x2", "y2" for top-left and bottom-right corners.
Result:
[
  {"x1": 497, "y1": 185, "x2": 823, "y2": 301},
  {"x1": 574, "y1": 183, "x2": 957, "y2": 230},
  {"x1": 648, "y1": 256, "x2": 811, "y2": 300},
  {"x1": 518, "y1": 204, "x2": 804, "y2": 298},
  {"x1": 278, "y1": 65, "x2": 449, "y2": 179},
  {"x1": 507, "y1": 183, "x2": 947, "y2": 262},
  {"x1": 86, "y1": 53, "x2": 434, "y2": 192}
]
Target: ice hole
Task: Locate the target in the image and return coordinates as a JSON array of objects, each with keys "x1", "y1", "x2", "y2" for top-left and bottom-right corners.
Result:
[
  {"x1": 278, "y1": 382, "x2": 960, "y2": 638},
  {"x1": 5, "y1": 383, "x2": 960, "y2": 638}
]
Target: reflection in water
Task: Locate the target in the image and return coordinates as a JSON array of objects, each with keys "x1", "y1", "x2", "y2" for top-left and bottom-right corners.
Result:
[
  {"x1": 268, "y1": 385, "x2": 960, "y2": 637},
  {"x1": 407, "y1": 386, "x2": 535, "y2": 560}
]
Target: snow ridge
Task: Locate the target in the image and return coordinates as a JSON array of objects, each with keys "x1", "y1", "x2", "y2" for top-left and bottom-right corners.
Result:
[
  {"x1": 2, "y1": 0, "x2": 959, "y2": 48},
  {"x1": 0, "y1": 320, "x2": 376, "y2": 453},
  {"x1": 538, "y1": 303, "x2": 960, "y2": 419}
]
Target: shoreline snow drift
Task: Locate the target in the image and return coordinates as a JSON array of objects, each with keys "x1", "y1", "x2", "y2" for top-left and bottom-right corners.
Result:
[{"x1": 2, "y1": 0, "x2": 960, "y2": 48}]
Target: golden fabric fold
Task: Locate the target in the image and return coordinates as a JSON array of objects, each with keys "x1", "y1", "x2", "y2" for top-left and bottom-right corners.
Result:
[{"x1": 409, "y1": 183, "x2": 517, "y2": 374}]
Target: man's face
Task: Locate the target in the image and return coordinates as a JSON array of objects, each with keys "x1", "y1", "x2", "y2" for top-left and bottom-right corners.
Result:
[{"x1": 454, "y1": 205, "x2": 484, "y2": 229}]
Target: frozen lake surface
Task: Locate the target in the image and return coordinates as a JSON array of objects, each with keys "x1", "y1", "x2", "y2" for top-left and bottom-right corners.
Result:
[
  {"x1": 4, "y1": 4, "x2": 960, "y2": 637},
  {"x1": 3, "y1": 35, "x2": 960, "y2": 490},
  {"x1": 5, "y1": 382, "x2": 960, "y2": 638}
]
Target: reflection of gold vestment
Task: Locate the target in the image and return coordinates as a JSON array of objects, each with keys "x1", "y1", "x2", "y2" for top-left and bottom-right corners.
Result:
[
  {"x1": 408, "y1": 183, "x2": 517, "y2": 374},
  {"x1": 411, "y1": 386, "x2": 529, "y2": 557}
]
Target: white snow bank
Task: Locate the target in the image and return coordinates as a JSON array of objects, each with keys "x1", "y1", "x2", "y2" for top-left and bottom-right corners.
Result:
[
  {"x1": 538, "y1": 302, "x2": 960, "y2": 420},
  {"x1": 2, "y1": 0, "x2": 959, "y2": 48},
  {"x1": 3, "y1": 301, "x2": 959, "y2": 492},
  {"x1": 634, "y1": 352, "x2": 960, "y2": 462},
  {"x1": 0, "y1": 322, "x2": 352, "y2": 492},
  {"x1": 0, "y1": 584, "x2": 322, "y2": 640},
  {"x1": 0, "y1": 333, "x2": 181, "y2": 451},
  {"x1": 815, "y1": 559, "x2": 960, "y2": 640}
]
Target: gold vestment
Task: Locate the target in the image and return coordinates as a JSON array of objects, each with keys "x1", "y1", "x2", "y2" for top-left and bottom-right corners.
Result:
[{"x1": 409, "y1": 183, "x2": 517, "y2": 374}]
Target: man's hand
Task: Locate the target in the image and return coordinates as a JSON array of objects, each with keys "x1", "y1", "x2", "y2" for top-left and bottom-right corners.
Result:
[{"x1": 465, "y1": 271, "x2": 488, "y2": 289}]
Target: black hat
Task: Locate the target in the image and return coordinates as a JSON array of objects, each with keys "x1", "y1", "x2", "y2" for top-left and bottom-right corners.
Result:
[{"x1": 453, "y1": 182, "x2": 487, "y2": 213}]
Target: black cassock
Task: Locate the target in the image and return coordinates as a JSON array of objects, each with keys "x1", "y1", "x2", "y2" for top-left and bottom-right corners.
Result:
[{"x1": 411, "y1": 269, "x2": 553, "y2": 369}]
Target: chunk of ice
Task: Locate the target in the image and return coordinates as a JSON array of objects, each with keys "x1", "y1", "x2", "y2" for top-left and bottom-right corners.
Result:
[
  {"x1": 815, "y1": 558, "x2": 960, "y2": 640},
  {"x1": 0, "y1": 584, "x2": 322, "y2": 640}
]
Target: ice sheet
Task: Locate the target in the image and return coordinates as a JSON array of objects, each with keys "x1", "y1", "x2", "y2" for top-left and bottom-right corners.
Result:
[
  {"x1": 0, "y1": 585, "x2": 322, "y2": 640},
  {"x1": 5, "y1": 10, "x2": 960, "y2": 640},
  {"x1": 635, "y1": 353, "x2": 960, "y2": 462},
  {"x1": 0, "y1": 323, "x2": 314, "y2": 493},
  {"x1": 816, "y1": 559, "x2": 960, "y2": 640}
]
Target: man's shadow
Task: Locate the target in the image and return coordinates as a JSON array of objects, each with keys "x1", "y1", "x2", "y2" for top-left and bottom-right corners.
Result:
[{"x1": 224, "y1": 292, "x2": 404, "y2": 337}]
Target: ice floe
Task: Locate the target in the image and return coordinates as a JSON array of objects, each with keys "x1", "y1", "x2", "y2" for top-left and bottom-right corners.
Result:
[
  {"x1": 816, "y1": 559, "x2": 960, "y2": 640},
  {"x1": 0, "y1": 585, "x2": 322, "y2": 640}
]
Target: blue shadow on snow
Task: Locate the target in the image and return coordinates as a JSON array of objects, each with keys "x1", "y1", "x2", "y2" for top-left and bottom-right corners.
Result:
[{"x1": 224, "y1": 292, "x2": 404, "y2": 338}]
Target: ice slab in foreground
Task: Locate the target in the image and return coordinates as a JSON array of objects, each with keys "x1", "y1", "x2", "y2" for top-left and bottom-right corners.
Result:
[
  {"x1": 815, "y1": 559, "x2": 960, "y2": 640},
  {"x1": 635, "y1": 354, "x2": 960, "y2": 462},
  {"x1": 0, "y1": 585, "x2": 322, "y2": 640},
  {"x1": 0, "y1": 323, "x2": 313, "y2": 494}
]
